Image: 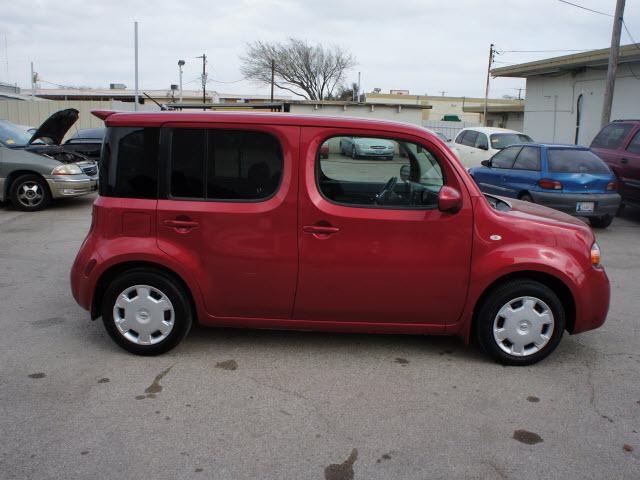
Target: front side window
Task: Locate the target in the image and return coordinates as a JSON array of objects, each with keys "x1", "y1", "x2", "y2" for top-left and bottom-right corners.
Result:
[
  {"x1": 169, "y1": 129, "x2": 283, "y2": 201},
  {"x1": 513, "y1": 146, "x2": 541, "y2": 171},
  {"x1": 317, "y1": 136, "x2": 444, "y2": 209},
  {"x1": 491, "y1": 146, "x2": 521, "y2": 169},
  {"x1": 100, "y1": 127, "x2": 160, "y2": 198},
  {"x1": 591, "y1": 123, "x2": 633, "y2": 149},
  {"x1": 547, "y1": 149, "x2": 610, "y2": 173},
  {"x1": 475, "y1": 133, "x2": 489, "y2": 150}
]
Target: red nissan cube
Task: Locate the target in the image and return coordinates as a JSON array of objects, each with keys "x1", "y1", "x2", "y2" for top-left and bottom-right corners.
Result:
[{"x1": 71, "y1": 111, "x2": 610, "y2": 365}]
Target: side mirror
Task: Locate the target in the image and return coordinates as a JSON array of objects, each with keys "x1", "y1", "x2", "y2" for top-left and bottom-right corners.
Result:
[
  {"x1": 399, "y1": 164, "x2": 410, "y2": 181},
  {"x1": 438, "y1": 186, "x2": 462, "y2": 213},
  {"x1": 481, "y1": 160, "x2": 491, "y2": 167}
]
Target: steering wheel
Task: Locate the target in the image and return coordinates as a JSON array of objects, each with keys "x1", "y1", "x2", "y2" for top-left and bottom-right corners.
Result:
[{"x1": 375, "y1": 176, "x2": 397, "y2": 205}]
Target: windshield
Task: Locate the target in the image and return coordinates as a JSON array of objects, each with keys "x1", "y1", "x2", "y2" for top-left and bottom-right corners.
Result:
[
  {"x1": 547, "y1": 149, "x2": 610, "y2": 173},
  {"x1": 490, "y1": 133, "x2": 533, "y2": 150},
  {"x1": 0, "y1": 120, "x2": 32, "y2": 147}
]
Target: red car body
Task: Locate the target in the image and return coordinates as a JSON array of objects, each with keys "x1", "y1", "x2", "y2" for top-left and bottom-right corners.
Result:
[{"x1": 71, "y1": 111, "x2": 610, "y2": 362}]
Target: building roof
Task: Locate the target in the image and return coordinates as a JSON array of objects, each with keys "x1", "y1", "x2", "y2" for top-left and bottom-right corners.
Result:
[
  {"x1": 462, "y1": 104, "x2": 524, "y2": 114},
  {"x1": 366, "y1": 92, "x2": 520, "y2": 104},
  {"x1": 492, "y1": 43, "x2": 640, "y2": 78}
]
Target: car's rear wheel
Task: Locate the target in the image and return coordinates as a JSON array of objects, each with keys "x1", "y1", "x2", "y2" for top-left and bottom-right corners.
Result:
[
  {"x1": 10, "y1": 174, "x2": 51, "y2": 211},
  {"x1": 475, "y1": 280, "x2": 565, "y2": 366},
  {"x1": 102, "y1": 269, "x2": 192, "y2": 355},
  {"x1": 589, "y1": 214, "x2": 613, "y2": 229}
]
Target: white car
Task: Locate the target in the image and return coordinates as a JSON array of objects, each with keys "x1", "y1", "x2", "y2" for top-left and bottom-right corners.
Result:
[{"x1": 452, "y1": 127, "x2": 533, "y2": 168}]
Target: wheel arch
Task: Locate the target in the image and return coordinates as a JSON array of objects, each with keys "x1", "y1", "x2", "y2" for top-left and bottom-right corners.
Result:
[
  {"x1": 470, "y1": 270, "x2": 576, "y2": 338},
  {"x1": 91, "y1": 260, "x2": 198, "y2": 324}
]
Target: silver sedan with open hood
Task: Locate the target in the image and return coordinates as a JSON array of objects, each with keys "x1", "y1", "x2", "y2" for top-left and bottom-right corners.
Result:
[{"x1": 0, "y1": 108, "x2": 98, "y2": 211}]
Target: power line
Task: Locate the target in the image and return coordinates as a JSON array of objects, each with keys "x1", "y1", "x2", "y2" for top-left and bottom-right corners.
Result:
[
  {"x1": 622, "y1": 20, "x2": 640, "y2": 50},
  {"x1": 556, "y1": 0, "x2": 612, "y2": 17},
  {"x1": 498, "y1": 48, "x2": 588, "y2": 53}
]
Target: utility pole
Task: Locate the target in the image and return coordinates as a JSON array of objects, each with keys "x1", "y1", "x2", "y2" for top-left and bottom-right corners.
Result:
[
  {"x1": 197, "y1": 54, "x2": 207, "y2": 110},
  {"x1": 134, "y1": 21, "x2": 139, "y2": 111},
  {"x1": 601, "y1": 0, "x2": 626, "y2": 128},
  {"x1": 483, "y1": 43, "x2": 494, "y2": 127},
  {"x1": 517, "y1": 88, "x2": 523, "y2": 100},
  {"x1": 30, "y1": 61, "x2": 35, "y2": 98},
  {"x1": 178, "y1": 60, "x2": 185, "y2": 102},
  {"x1": 270, "y1": 59, "x2": 275, "y2": 103},
  {"x1": 357, "y1": 71, "x2": 361, "y2": 102}
]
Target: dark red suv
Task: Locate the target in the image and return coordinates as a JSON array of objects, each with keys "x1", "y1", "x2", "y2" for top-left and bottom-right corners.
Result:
[
  {"x1": 591, "y1": 120, "x2": 640, "y2": 211},
  {"x1": 71, "y1": 111, "x2": 611, "y2": 365}
]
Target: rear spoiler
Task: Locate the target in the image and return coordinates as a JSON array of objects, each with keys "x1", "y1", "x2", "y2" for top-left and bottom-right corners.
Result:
[{"x1": 91, "y1": 110, "x2": 115, "y2": 121}]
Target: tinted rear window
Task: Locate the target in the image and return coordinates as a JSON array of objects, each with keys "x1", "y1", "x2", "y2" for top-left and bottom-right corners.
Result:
[
  {"x1": 100, "y1": 127, "x2": 159, "y2": 198},
  {"x1": 591, "y1": 123, "x2": 634, "y2": 149},
  {"x1": 490, "y1": 133, "x2": 533, "y2": 150},
  {"x1": 547, "y1": 149, "x2": 610, "y2": 173}
]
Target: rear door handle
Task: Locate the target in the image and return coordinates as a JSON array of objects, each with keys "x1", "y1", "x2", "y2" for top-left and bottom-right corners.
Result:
[
  {"x1": 621, "y1": 158, "x2": 629, "y2": 164},
  {"x1": 163, "y1": 219, "x2": 200, "y2": 231},
  {"x1": 303, "y1": 225, "x2": 340, "y2": 237}
]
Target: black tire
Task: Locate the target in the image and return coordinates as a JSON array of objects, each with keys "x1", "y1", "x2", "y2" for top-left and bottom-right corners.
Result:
[
  {"x1": 386, "y1": 156, "x2": 394, "y2": 161},
  {"x1": 615, "y1": 203, "x2": 625, "y2": 217},
  {"x1": 589, "y1": 214, "x2": 614, "y2": 229},
  {"x1": 352, "y1": 146, "x2": 358, "y2": 160},
  {"x1": 475, "y1": 280, "x2": 565, "y2": 366},
  {"x1": 101, "y1": 268, "x2": 193, "y2": 355},
  {"x1": 10, "y1": 174, "x2": 51, "y2": 211},
  {"x1": 519, "y1": 193, "x2": 534, "y2": 203}
]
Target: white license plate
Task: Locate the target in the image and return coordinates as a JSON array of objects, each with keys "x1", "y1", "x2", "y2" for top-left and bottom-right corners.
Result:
[{"x1": 576, "y1": 201, "x2": 594, "y2": 213}]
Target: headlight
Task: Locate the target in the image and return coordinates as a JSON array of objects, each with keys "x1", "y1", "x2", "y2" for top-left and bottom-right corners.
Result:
[
  {"x1": 52, "y1": 164, "x2": 83, "y2": 175},
  {"x1": 591, "y1": 242, "x2": 601, "y2": 267}
]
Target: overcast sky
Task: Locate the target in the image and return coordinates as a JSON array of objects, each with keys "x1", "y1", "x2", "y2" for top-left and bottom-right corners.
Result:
[{"x1": 2, "y1": 0, "x2": 639, "y2": 100}]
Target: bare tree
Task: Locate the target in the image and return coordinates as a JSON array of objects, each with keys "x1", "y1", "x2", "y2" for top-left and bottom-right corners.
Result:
[{"x1": 240, "y1": 38, "x2": 356, "y2": 100}]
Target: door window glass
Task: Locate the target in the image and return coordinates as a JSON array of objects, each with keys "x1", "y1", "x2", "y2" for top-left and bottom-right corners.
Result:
[
  {"x1": 512, "y1": 146, "x2": 541, "y2": 171},
  {"x1": 317, "y1": 136, "x2": 444, "y2": 209},
  {"x1": 491, "y1": 146, "x2": 521, "y2": 169},
  {"x1": 627, "y1": 130, "x2": 640, "y2": 154},
  {"x1": 169, "y1": 128, "x2": 283, "y2": 201},
  {"x1": 475, "y1": 133, "x2": 489, "y2": 150},
  {"x1": 461, "y1": 130, "x2": 479, "y2": 147}
]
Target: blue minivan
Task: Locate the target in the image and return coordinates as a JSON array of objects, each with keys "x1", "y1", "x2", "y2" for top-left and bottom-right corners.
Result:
[{"x1": 468, "y1": 144, "x2": 621, "y2": 228}]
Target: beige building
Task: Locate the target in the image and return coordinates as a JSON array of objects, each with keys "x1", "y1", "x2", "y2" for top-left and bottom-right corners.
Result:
[{"x1": 366, "y1": 92, "x2": 523, "y2": 123}]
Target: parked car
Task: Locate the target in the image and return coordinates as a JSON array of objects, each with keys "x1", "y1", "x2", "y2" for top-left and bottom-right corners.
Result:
[
  {"x1": 590, "y1": 119, "x2": 640, "y2": 212},
  {"x1": 319, "y1": 141, "x2": 329, "y2": 159},
  {"x1": 339, "y1": 136, "x2": 395, "y2": 160},
  {"x1": 71, "y1": 111, "x2": 610, "y2": 365},
  {"x1": 468, "y1": 144, "x2": 620, "y2": 228},
  {"x1": 453, "y1": 127, "x2": 533, "y2": 168},
  {"x1": 0, "y1": 109, "x2": 98, "y2": 211},
  {"x1": 64, "y1": 127, "x2": 105, "y2": 160}
]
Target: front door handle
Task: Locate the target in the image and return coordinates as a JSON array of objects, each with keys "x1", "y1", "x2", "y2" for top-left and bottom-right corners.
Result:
[
  {"x1": 303, "y1": 225, "x2": 340, "y2": 238},
  {"x1": 163, "y1": 219, "x2": 200, "y2": 232},
  {"x1": 621, "y1": 158, "x2": 629, "y2": 164}
]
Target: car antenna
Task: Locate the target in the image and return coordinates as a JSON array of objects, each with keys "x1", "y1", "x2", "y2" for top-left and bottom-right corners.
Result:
[{"x1": 142, "y1": 92, "x2": 167, "y2": 111}]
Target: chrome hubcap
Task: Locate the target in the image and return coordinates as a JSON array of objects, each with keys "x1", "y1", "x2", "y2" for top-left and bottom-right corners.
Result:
[
  {"x1": 17, "y1": 182, "x2": 44, "y2": 207},
  {"x1": 493, "y1": 296, "x2": 554, "y2": 357},
  {"x1": 113, "y1": 285, "x2": 175, "y2": 345}
]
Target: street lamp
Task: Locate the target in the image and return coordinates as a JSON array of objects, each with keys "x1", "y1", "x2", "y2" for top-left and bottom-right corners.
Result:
[{"x1": 178, "y1": 59, "x2": 185, "y2": 102}]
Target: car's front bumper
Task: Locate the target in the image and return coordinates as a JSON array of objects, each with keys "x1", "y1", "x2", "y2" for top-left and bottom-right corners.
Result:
[
  {"x1": 529, "y1": 191, "x2": 620, "y2": 217},
  {"x1": 46, "y1": 175, "x2": 98, "y2": 199}
]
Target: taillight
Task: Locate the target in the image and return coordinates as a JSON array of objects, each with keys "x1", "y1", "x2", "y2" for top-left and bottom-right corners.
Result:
[
  {"x1": 606, "y1": 181, "x2": 618, "y2": 191},
  {"x1": 591, "y1": 242, "x2": 601, "y2": 267},
  {"x1": 538, "y1": 178, "x2": 563, "y2": 190}
]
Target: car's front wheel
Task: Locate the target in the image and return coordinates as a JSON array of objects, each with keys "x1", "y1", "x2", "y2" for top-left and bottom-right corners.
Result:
[
  {"x1": 10, "y1": 174, "x2": 51, "y2": 211},
  {"x1": 475, "y1": 280, "x2": 565, "y2": 365},
  {"x1": 102, "y1": 269, "x2": 193, "y2": 355}
]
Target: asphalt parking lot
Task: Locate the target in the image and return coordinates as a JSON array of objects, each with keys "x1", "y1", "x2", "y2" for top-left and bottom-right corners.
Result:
[{"x1": 0, "y1": 194, "x2": 639, "y2": 480}]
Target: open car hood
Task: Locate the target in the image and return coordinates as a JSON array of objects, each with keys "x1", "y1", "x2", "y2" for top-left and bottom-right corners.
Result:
[{"x1": 28, "y1": 108, "x2": 79, "y2": 146}]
